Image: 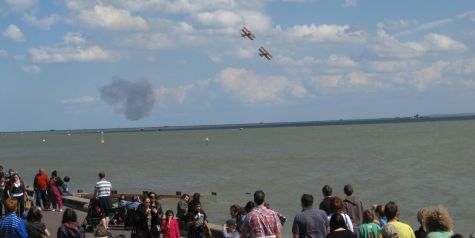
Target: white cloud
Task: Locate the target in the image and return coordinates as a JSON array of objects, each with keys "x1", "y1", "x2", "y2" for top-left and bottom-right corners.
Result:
[
  {"x1": 277, "y1": 56, "x2": 320, "y2": 66},
  {"x1": 448, "y1": 59, "x2": 475, "y2": 75},
  {"x1": 286, "y1": 24, "x2": 367, "y2": 44},
  {"x1": 63, "y1": 32, "x2": 86, "y2": 45},
  {"x1": 108, "y1": 0, "x2": 257, "y2": 14},
  {"x1": 343, "y1": 0, "x2": 357, "y2": 7},
  {"x1": 370, "y1": 27, "x2": 425, "y2": 58},
  {"x1": 240, "y1": 11, "x2": 272, "y2": 32},
  {"x1": 177, "y1": 22, "x2": 194, "y2": 33},
  {"x1": 395, "y1": 11, "x2": 475, "y2": 36},
  {"x1": 371, "y1": 28, "x2": 468, "y2": 58},
  {"x1": 424, "y1": 33, "x2": 467, "y2": 52},
  {"x1": 30, "y1": 46, "x2": 117, "y2": 63},
  {"x1": 194, "y1": 10, "x2": 242, "y2": 28},
  {"x1": 327, "y1": 54, "x2": 356, "y2": 68},
  {"x1": 311, "y1": 75, "x2": 342, "y2": 88},
  {"x1": 209, "y1": 55, "x2": 223, "y2": 63},
  {"x1": 413, "y1": 61, "x2": 450, "y2": 91},
  {"x1": 6, "y1": 0, "x2": 37, "y2": 11},
  {"x1": 216, "y1": 68, "x2": 307, "y2": 103},
  {"x1": 22, "y1": 65, "x2": 40, "y2": 73},
  {"x1": 62, "y1": 96, "x2": 96, "y2": 104},
  {"x1": 236, "y1": 47, "x2": 255, "y2": 59},
  {"x1": 120, "y1": 33, "x2": 176, "y2": 49},
  {"x1": 369, "y1": 60, "x2": 415, "y2": 72},
  {"x1": 155, "y1": 84, "x2": 195, "y2": 104},
  {"x1": 3, "y1": 24, "x2": 26, "y2": 42},
  {"x1": 347, "y1": 72, "x2": 369, "y2": 85},
  {"x1": 0, "y1": 48, "x2": 7, "y2": 57},
  {"x1": 77, "y1": 5, "x2": 148, "y2": 31},
  {"x1": 23, "y1": 14, "x2": 60, "y2": 30},
  {"x1": 312, "y1": 72, "x2": 372, "y2": 88}
]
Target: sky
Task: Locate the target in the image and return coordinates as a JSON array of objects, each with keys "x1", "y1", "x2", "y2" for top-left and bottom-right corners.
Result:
[{"x1": 1, "y1": 0, "x2": 475, "y2": 131}]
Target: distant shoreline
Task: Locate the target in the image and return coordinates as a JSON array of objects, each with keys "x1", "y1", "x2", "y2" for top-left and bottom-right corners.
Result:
[{"x1": 5, "y1": 113, "x2": 475, "y2": 134}]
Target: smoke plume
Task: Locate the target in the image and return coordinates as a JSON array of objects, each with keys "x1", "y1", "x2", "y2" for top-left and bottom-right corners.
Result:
[{"x1": 100, "y1": 78, "x2": 156, "y2": 120}]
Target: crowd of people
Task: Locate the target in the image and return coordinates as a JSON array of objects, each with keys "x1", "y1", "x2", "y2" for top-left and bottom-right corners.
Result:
[
  {"x1": 0, "y1": 165, "x2": 474, "y2": 238},
  {"x1": 216, "y1": 185, "x2": 475, "y2": 238}
]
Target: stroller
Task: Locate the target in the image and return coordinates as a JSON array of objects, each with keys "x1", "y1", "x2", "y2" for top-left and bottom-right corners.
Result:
[{"x1": 82, "y1": 198, "x2": 103, "y2": 232}]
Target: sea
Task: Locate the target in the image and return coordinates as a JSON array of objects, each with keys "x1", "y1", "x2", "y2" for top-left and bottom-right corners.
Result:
[{"x1": 1, "y1": 119, "x2": 474, "y2": 237}]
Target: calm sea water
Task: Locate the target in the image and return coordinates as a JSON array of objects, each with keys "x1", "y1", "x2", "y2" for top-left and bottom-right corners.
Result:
[{"x1": 1, "y1": 120, "x2": 474, "y2": 236}]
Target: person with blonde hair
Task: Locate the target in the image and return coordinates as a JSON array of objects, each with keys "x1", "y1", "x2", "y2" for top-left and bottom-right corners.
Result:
[
  {"x1": 415, "y1": 208, "x2": 428, "y2": 238},
  {"x1": 423, "y1": 206, "x2": 453, "y2": 238}
]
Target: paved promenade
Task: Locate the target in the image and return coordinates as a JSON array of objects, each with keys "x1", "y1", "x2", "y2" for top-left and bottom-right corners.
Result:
[{"x1": 41, "y1": 208, "x2": 128, "y2": 238}]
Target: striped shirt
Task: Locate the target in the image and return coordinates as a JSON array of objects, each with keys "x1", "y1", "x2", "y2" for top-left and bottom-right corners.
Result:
[
  {"x1": 0, "y1": 212, "x2": 28, "y2": 238},
  {"x1": 95, "y1": 179, "x2": 111, "y2": 197}
]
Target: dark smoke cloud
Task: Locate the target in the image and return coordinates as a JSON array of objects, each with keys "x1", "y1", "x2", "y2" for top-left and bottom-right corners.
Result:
[{"x1": 100, "y1": 78, "x2": 156, "y2": 121}]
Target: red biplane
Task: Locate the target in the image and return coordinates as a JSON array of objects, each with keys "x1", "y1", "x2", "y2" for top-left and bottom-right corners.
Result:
[
  {"x1": 241, "y1": 26, "x2": 255, "y2": 40},
  {"x1": 258, "y1": 46, "x2": 272, "y2": 60}
]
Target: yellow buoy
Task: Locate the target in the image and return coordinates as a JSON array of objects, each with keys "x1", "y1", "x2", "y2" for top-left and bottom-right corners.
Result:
[{"x1": 100, "y1": 131, "x2": 105, "y2": 144}]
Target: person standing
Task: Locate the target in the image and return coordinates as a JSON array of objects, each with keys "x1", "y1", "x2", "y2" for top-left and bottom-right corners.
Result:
[
  {"x1": 378, "y1": 201, "x2": 415, "y2": 238},
  {"x1": 343, "y1": 184, "x2": 364, "y2": 231},
  {"x1": 8, "y1": 173, "x2": 28, "y2": 217},
  {"x1": 423, "y1": 206, "x2": 453, "y2": 238},
  {"x1": 0, "y1": 177, "x2": 7, "y2": 218},
  {"x1": 328, "y1": 197, "x2": 353, "y2": 233},
  {"x1": 48, "y1": 170, "x2": 63, "y2": 212},
  {"x1": 320, "y1": 185, "x2": 333, "y2": 215},
  {"x1": 148, "y1": 192, "x2": 163, "y2": 238},
  {"x1": 326, "y1": 213, "x2": 355, "y2": 238},
  {"x1": 161, "y1": 210, "x2": 181, "y2": 238},
  {"x1": 94, "y1": 171, "x2": 112, "y2": 230},
  {"x1": 292, "y1": 193, "x2": 329, "y2": 238},
  {"x1": 134, "y1": 196, "x2": 154, "y2": 238},
  {"x1": 358, "y1": 210, "x2": 380, "y2": 238},
  {"x1": 186, "y1": 202, "x2": 212, "y2": 238},
  {"x1": 414, "y1": 208, "x2": 428, "y2": 238},
  {"x1": 240, "y1": 190, "x2": 282, "y2": 238},
  {"x1": 33, "y1": 168, "x2": 49, "y2": 209},
  {"x1": 0, "y1": 198, "x2": 28, "y2": 238},
  {"x1": 177, "y1": 194, "x2": 190, "y2": 222}
]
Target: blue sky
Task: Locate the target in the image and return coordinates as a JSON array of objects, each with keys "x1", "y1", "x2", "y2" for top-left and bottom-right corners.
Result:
[{"x1": 1, "y1": 0, "x2": 475, "y2": 131}]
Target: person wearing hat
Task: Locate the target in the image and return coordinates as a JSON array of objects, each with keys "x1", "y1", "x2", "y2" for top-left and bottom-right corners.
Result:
[{"x1": 223, "y1": 219, "x2": 240, "y2": 238}]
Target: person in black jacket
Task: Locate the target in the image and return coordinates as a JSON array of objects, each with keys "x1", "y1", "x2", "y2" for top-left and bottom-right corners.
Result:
[{"x1": 133, "y1": 196, "x2": 160, "y2": 238}]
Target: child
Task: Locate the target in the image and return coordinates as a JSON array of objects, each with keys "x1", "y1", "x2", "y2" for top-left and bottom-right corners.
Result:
[
  {"x1": 358, "y1": 210, "x2": 380, "y2": 238},
  {"x1": 161, "y1": 210, "x2": 180, "y2": 238},
  {"x1": 223, "y1": 219, "x2": 240, "y2": 238}
]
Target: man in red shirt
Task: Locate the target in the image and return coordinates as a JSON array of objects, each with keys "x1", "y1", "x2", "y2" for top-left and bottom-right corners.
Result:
[
  {"x1": 33, "y1": 168, "x2": 49, "y2": 209},
  {"x1": 241, "y1": 190, "x2": 282, "y2": 238}
]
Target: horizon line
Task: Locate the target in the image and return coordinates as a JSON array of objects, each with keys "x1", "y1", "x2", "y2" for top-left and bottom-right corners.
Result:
[{"x1": 3, "y1": 112, "x2": 475, "y2": 134}]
